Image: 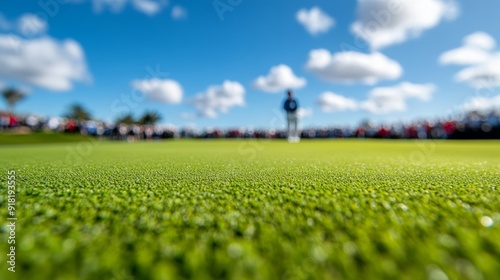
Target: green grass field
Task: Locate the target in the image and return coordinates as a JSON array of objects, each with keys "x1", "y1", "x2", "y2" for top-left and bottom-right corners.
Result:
[
  {"x1": 1, "y1": 139, "x2": 499, "y2": 280},
  {"x1": 0, "y1": 132, "x2": 93, "y2": 145}
]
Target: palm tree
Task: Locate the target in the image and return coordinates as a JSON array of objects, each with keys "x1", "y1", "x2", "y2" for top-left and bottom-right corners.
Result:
[
  {"x1": 64, "y1": 104, "x2": 92, "y2": 120},
  {"x1": 115, "y1": 113, "x2": 136, "y2": 125},
  {"x1": 139, "y1": 110, "x2": 162, "y2": 125},
  {"x1": 2, "y1": 88, "x2": 26, "y2": 112}
]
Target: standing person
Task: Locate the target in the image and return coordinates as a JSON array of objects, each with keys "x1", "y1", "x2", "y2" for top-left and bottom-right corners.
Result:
[{"x1": 283, "y1": 90, "x2": 300, "y2": 143}]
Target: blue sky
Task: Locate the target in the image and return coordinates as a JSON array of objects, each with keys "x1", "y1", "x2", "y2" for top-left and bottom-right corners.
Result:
[{"x1": 1, "y1": 0, "x2": 500, "y2": 128}]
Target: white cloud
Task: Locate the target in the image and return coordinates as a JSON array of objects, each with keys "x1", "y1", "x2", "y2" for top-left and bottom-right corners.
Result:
[
  {"x1": 351, "y1": 0, "x2": 459, "y2": 50},
  {"x1": 361, "y1": 82, "x2": 436, "y2": 114},
  {"x1": 316, "y1": 82, "x2": 435, "y2": 115},
  {"x1": 297, "y1": 108, "x2": 313, "y2": 119},
  {"x1": 317, "y1": 92, "x2": 358, "y2": 112},
  {"x1": 306, "y1": 49, "x2": 402, "y2": 85},
  {"x1": 462, "y1": 95, "x2": 500, "y2": 113},
  {"x1": 131, "y1": 78, "x2": 183, "y2": 104},
  {"x1": 171, "y1": 5, "x2": 187, "y2": 20},
  {"x1": 439, "y1": 32, "x2": 496, "y2": 65},
  {"x1": 454, "y1": 54, "x2": 500, "y2": 88},
  {"x1": 189, "y1": 80, "x2": 245, "y2": 118},
  {"x1": 253, "y1": 64, "x2": 306, "y2": 93},
  {"x1": 17, "y1": 14, "x2": 48, "y2": 36},
  {"x1": 439, "y1": 32, "x2": 500, "y2": 88},
  {"x1": 0, "y1": 13, "x2": 48, "y2": 35},
  {"x1": 132, "y1": 0, "x2": 163, "y2": 16},
  {"x1": 439, "y1": 46, "x2": 491, "y2": 66},
  {"x1": 0, "y1": 35, "x2": 91, "y2": 91},
  {"x1": 296, "y1": 7, "x2": 335, "y2": 35},
  {"x1": 92, "y1": 0, "x2": 167, "y2": 15},
  {"x1": 464, "y1": 32, "x2": 496, "y2": 51}
]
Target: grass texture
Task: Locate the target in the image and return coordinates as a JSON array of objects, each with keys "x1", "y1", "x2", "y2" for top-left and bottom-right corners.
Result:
[
  {"x1": 0, "y1": 132, "x2": 93, "y2": 145},
  {"x1": 0, "y1": 139, "x2": 499, "y2": 280}
]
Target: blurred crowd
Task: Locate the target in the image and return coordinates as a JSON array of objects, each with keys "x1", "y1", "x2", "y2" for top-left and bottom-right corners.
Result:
[{"x1": 1, "y1": 110, "x2": 500, "y2": 140}]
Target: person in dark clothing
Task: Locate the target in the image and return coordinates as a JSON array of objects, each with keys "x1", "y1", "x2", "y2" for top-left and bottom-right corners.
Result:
[{"x1": 283, "y1": 90, "x2": 300, "y2": 142}]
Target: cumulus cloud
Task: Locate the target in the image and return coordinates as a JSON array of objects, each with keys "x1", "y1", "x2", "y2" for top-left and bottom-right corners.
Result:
[
  {"x1": 440, "y1": 32, "x2": 500, "y2": 88},
  {"x1": 464, "y1": 32, "x2": 496, "y2": 50},
  {"x1": 462, "y1": 95, "x2": 500, "y2": 113},
  {"x1": 351, "y1": 0, "x2": 459, "y2": 50},
  {"x1": 361, "y1": 82, "x2": 436, "y2": 114},
  {"x1": 454, "y1": 54, "x2": 500, "y2": 88},
  {"x1": 0, "y1": 13, "x2": 48, "y2": 35},
  {"x1": 296, "y1": 7, "x2": 335, "y2": 35},
  {"x1": 439, "y1": 32, "x2": 496, "y2": 65},
  {"x1": 439, "y1": 47, "x2": 492, "y2": 66},
  {"x1": 316, "y1": 82, "x2": 435, "y2": 114},
  {"x1": 253, "y1": 64, "x2": 306, "y2": 93},
  {"x1": 297, "y1": 108, "x2": 313, "y2": 119},
  {"x1": 306, "y1": 49, "x2": 402, "y2": 85},
  {"x1": 131, "y1": 78, "x2": 183, "y2": 104},
  {"x1": 132, "y1": 0, "x2": 163, "y2": 16},
  {"x1": 317, "y1": 92, "x2": 358, "y2": 112},
  {"x1": 17, "y1": 14, "x2": 48, "y2": 36},
  {"x1": 189, "y1": 80, "x2": 245, "y2": 118},
  {"x1": 171, "y1": 5, "x2": 187, "y2": 20},
  {"x1": 0, "y1": 35, "x2": 91, "y2": 91}
]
